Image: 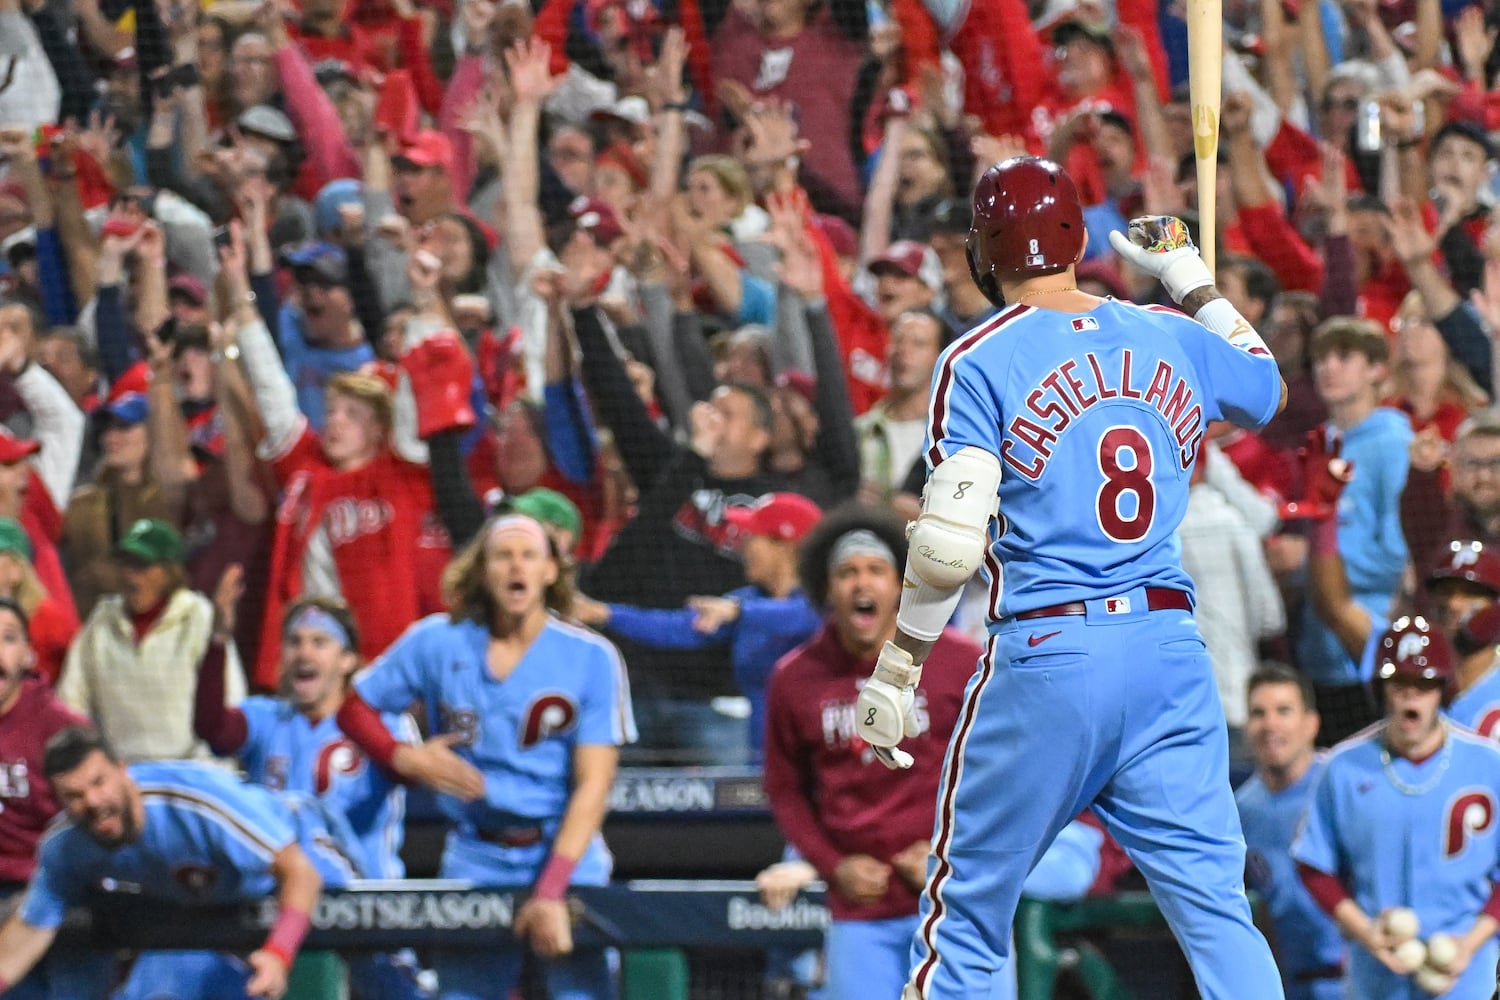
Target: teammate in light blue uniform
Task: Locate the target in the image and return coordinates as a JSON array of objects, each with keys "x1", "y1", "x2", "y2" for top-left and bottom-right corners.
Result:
[
  {"x1": 194, "y1": 593, "x2": 422, "y2": 998},
  {"x1": 0, "y1": 726, "x2": 357, "y2": 1000},
  {"x1": 1450, "y1": 662, "x2": 1500, "y2": 740},
  {"x1": 849, "y1": 164, "x2": 1287, "y2": 1000},
  {"x1": 337, "y1": 513, "x2": 635, "y2": 1000},
  {"x1": 1293, "y1": 617, "x2": 1500, "y2": 1000},
  {"x1": 1234, "y1": 665, "x2": 1346, "y2": 1000}
]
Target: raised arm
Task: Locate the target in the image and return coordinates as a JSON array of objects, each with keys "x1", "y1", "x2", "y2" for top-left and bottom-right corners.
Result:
[
  {"x1": 502, "y1": 39, "x2": 560, "y2": 275},
  {"x1": 144, "y1": 329, "x2": 196, "y2": 524},
  {"x1": 6, "y1": 321, "x2": 84, "y2": 513}
]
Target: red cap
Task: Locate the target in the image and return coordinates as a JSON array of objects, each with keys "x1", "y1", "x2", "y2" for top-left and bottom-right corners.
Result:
[
  {"x1": 569, "y1": 196, "x2": 625, "y2": 245},
  {"x1": 168, "y1": 273, "x2": 208, "y2": 306},
  {"x1": 0, "y1": 428, "x2": 40, "y2": 465},
  {"x1": 814, "y1": 214, "x2": 858, "y2": 258},
  {"x1": 868, "y1": 240, "x2": 928, "y2": 278},
  {"x1": 395, "y1": 130, "x2": 455, "y2": 173},
  {"x1": 725, "y1": 493, "x2": 822, "y2": 543}
]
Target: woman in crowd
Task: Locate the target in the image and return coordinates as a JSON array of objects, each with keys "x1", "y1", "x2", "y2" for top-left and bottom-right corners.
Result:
[
  {"x1": 0, "y1": 519, "x2": 74, "y2": 684},
  {"x1": 336, "y1": 512, "x2": 635, "y2": 1000}
]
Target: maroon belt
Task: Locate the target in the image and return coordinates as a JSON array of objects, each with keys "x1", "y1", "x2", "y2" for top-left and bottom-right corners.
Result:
[
  {"x1": 474, "y1": 825, "x2": 545, "y2": 848},
  {"x1": 1013, "y1": 587, "x2": 1192, "y2": 621}
]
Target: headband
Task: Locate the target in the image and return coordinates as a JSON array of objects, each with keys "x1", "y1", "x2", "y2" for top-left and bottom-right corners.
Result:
[
  {"x1": 488, "y1": 514, "x2": 551, "y2": 551},
  {"x1": 285, "y1": 606, "x2": 351, "y2": 649},
  {"x1": 827, "y1": 529, "x2": 897, "y2": 575}
]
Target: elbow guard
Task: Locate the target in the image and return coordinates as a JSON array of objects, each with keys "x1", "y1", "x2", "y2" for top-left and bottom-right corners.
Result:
[
  {"x1": 898, "y1": 447, "x2": 1002, "y2": 642},
  {"x1": 909, "y1": 447, "x2": 1001, "y2": 588}
]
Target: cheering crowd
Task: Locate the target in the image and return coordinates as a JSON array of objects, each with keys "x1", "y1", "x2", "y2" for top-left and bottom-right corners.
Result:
[{"x1": 1, "y1": 0, "x2": 1500, "y2": 995}]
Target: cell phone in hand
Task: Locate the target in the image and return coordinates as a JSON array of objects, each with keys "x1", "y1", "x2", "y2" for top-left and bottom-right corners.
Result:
[{"x1": 213, "y1": 226, "x2": 234, "y2": 252}]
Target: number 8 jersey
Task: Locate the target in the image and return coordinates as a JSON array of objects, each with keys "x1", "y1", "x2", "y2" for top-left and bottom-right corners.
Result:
[{"x1": 928, "y1": 300, "x2": 1283, "y2": 621}]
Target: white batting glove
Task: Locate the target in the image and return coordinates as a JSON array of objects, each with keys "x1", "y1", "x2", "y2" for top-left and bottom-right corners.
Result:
[
  {"x1": 857, "y1": 642, "x2": 922, "y2": 770},
  {"x1": 1107, "y1": 216, "x2": 1215, "y2": 304}
]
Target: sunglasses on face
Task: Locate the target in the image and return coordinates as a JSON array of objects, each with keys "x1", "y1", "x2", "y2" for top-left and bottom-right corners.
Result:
[{"x1": 1321, "y1": 97, "x2": 1361, "y2": 113}]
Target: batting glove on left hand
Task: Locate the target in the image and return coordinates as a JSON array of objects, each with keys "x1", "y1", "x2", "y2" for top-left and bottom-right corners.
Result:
[
  {"x1": 857, "y1": 642, "x2": 923, "y2": 770},
  {"x1": 1107, "y1": 216, "x2": 1215, "y2": 304}
]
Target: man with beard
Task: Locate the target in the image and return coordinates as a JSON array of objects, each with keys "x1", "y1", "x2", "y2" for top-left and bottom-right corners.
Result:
[
  {"x1": 763, "y1": 508, "x2": 980, "y2": 1000},
  {"x1": 0, "y1": 725, "x2": 360, "y2": 1000},
  {"x1": 0, "y1": 598, "x2": 109, "y2": 1000},
  {"x1": 1402, "y1": 414, "x2": 1500, "y2": 581},
  {"x1": 194, "y1": 592, "x2": 422, "y2": 999},
  {"x1": 1294, "y1": 617, "x2": 1500, "y2": 1000}
]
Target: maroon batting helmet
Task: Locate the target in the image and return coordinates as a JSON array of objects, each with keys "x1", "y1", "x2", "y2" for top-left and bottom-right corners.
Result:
[
  {"x1": 1425, "y1": 539, "x2": 1500, "y2": 596},
  {"x1": 1376, "y1": 615, "x2": 1457, "y2": 704},
  {"x1": 967, "y1": 156, "x2": 1086, "y2": 307}
]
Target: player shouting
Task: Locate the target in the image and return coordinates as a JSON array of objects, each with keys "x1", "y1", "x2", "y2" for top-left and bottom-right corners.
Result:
[
  {"x1": 0, "y1": 726, "x2": 360, "y2": 1000},
  {"x1": 194, "y1": 578, "x2": 423, "y2": 999},
  {"x1": 852, "y1": 156, "x2": 1289, "y2": 1000},
  {"x1": 336, "y1": 512, "x2": 635, "y2": 1000},
  {"x1": 1294, "y1": 617, "x2": 1500, "y2": 1000}
]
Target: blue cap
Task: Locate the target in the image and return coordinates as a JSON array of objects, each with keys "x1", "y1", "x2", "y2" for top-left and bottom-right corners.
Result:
[
  {"x1": 314, "y1": 179, "x2": 363, "y2": 238},
  {"x1": 95, "y1": 392, "x2": 148, "y2": 428},
  {"x1": 280, "y1": 241, "x2": 348, "y2": 284}
]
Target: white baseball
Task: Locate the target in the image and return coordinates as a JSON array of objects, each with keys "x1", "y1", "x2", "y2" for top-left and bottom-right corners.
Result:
[
  {"x1": 1412, "y1": 963, "x2": 1455, "y2": 996},
  {"x1": 1381, "y1": 907, "x2": 1420, "y2": 943},
  {"x1": 1425, "y1": 933, "x2": 1460, "y2": 974},
  {"x1": 1392, "y1": 939, "x2": 1427, "y2": 974}
]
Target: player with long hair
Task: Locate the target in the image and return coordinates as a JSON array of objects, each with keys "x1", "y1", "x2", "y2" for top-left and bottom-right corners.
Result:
[{"x1": 337, "y1": 512, "x2": 635, "y2": 1000}]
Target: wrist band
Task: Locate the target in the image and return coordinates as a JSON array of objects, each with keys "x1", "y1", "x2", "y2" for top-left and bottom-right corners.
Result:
[
  {"x1": 261, "y1": 905, "x2": 311, "y2": 968},
  {"x1": 1195, "y1": 297, "x2": 1272, "y2": 357},
  {"x1": 532, "y1": 855, "x2": 576, "y2": 901}
]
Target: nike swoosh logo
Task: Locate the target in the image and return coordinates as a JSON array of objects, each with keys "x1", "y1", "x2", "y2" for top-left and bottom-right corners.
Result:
[{"x1": 1028, "y1": 631, "x2": 1062, "y2": 647}]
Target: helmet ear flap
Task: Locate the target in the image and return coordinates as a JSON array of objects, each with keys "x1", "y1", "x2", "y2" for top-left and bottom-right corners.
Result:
[{"x1": 966, "y1": 230, "x2": 1005, "y2": 308}]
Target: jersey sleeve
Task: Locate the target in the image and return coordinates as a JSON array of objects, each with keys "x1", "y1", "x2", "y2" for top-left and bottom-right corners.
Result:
[
  {"x1": 926, "y1": 350, "x2": 1003, "y2": 468},
  {"x1": 355, "y1": 618, "x2": 437, "y2": 713},
  {"x1": 18, "y1": 834, "x2": 89, "y2": 929},
  {"x1": 1173, "y1": 314, "x2": 1282, "y2": 430},
  {"x1": 1290, "y1": 760, "x2": 1341, "y2": 876},
  {"x1": 577, "y1": 637, "x2": 637, "y2": 747}
]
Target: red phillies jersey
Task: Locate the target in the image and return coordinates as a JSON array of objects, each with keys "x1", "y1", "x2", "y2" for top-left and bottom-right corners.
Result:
[
  {"x1": 21, "y1": 472, "x2": 77, "y2": 627},
  {"x1": 256, "y1": 425, "x2": 450, "y2": 690},
  {"x1": 764, "y1": 623, "x2": 981, "y2": 920},
  {"x1": 0, "y1": 679, "x2": 88, "y2": 883}
]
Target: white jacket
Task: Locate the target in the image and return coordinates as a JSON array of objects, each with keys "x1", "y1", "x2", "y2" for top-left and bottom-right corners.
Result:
[{"x1": 58, "y1": 589, "x2": 245, "y2": 762}]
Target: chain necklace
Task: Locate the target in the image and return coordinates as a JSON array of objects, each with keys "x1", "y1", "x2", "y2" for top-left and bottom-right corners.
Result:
[
  {"x1": 1380, "y1": 722, "x2": 1452, "y2": 796},
  {"x1": 1017, "y1": 286, "x2": 1078, "y2": 302}
]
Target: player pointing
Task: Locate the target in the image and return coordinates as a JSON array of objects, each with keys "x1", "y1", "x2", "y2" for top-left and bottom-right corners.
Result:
[{"x1": 851, "y1": 156, "x2": 1289, "y2": 1000}]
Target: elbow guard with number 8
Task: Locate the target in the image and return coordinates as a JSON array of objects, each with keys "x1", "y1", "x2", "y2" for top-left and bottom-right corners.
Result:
[{"x1": 858, "y1": 447, "x2": 1001, "y2": 769}]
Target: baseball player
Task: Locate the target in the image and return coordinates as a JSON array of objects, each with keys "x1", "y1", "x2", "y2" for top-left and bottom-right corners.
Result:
[
  {"x1": 194, "y1": 590, "x2": 422, "y2": 999},
  {"x1": 1293, "y1": 617, "x2": 1500, "y2": 1000},
  {"x1": 336, "y1": 512, "x2": 636, "y2": 1000},
  {"x1": 852, "y1": 156, "x2": 1288, "y2": 1000},
  {"x1": 0, "y1": 598, "x2": 112, "y2": 1000},
  {"x1": 763, "y1": 508, "x2": 980, "y2": 1000},
  {"x1": 0, "y1": 725, "x2": 360, "y2": 1000},
  {"x1": 1234, "y1": 665, "x2": 1346, "y2": 1000}
]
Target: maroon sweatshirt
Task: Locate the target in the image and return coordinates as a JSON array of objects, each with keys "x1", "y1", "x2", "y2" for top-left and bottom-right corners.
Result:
[{"x1": 763, "y1": 622, "x2": 982, "y2": 920}]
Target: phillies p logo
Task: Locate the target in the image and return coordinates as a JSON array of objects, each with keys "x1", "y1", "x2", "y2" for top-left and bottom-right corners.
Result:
[{"x1": 1445, "y1": 788, "x2": 1496, "y2": 857}]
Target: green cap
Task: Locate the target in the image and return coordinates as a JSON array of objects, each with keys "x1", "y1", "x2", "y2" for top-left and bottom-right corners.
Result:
[
  {"x1": 0, "y1": 518, "x2": 32, "y2": 561},
  {"x1": 115, "y1": 518, "x2": 184, "y2": 565},
  {"x1": 509, "y1": 488, "x2": 582, "y2": 541}
]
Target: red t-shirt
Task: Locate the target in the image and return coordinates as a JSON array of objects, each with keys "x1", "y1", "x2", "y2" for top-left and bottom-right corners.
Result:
[
  {"x1": 763, "y1": 623, "x2": 981, "y2": 920},
  {"x1": 0, "y1": 679, "x2": 88, "y2": 883},
  {"x1": 256, "y1": 426, "x2": 449, "y2": 690},
  {"x1": 21, "y1": 473, "x2": 77, "y2": 628}
]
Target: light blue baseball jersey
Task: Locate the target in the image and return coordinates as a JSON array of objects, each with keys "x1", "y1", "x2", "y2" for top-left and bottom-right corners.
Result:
[
  {"x1": 1236, "y1": 759, "x2": 1346, "y2": 1000},
  {"x1": 1291, "y1": 726, "x2": 1500, "y2": 1000},
  {"x1": 355, "y1": 614, "x2": 636, "y2": 828},
  {"x1": 928, "y1": 301, "x2": 1282, "y2": 619},
  {"x1": 238, "y1": 697, "x2": 418, "y2": 879},
  {"x1": 20, "y1": 761, "x2": 356, "y2": 930},
  {"x1": 1450, "y1": 664, "x2": 1500, "y2": 742}
]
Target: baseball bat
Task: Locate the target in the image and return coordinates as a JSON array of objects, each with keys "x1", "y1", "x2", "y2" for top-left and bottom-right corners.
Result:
[{"x1": 1187, "y1": 0, "x2": 1222, "y2": 274}]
